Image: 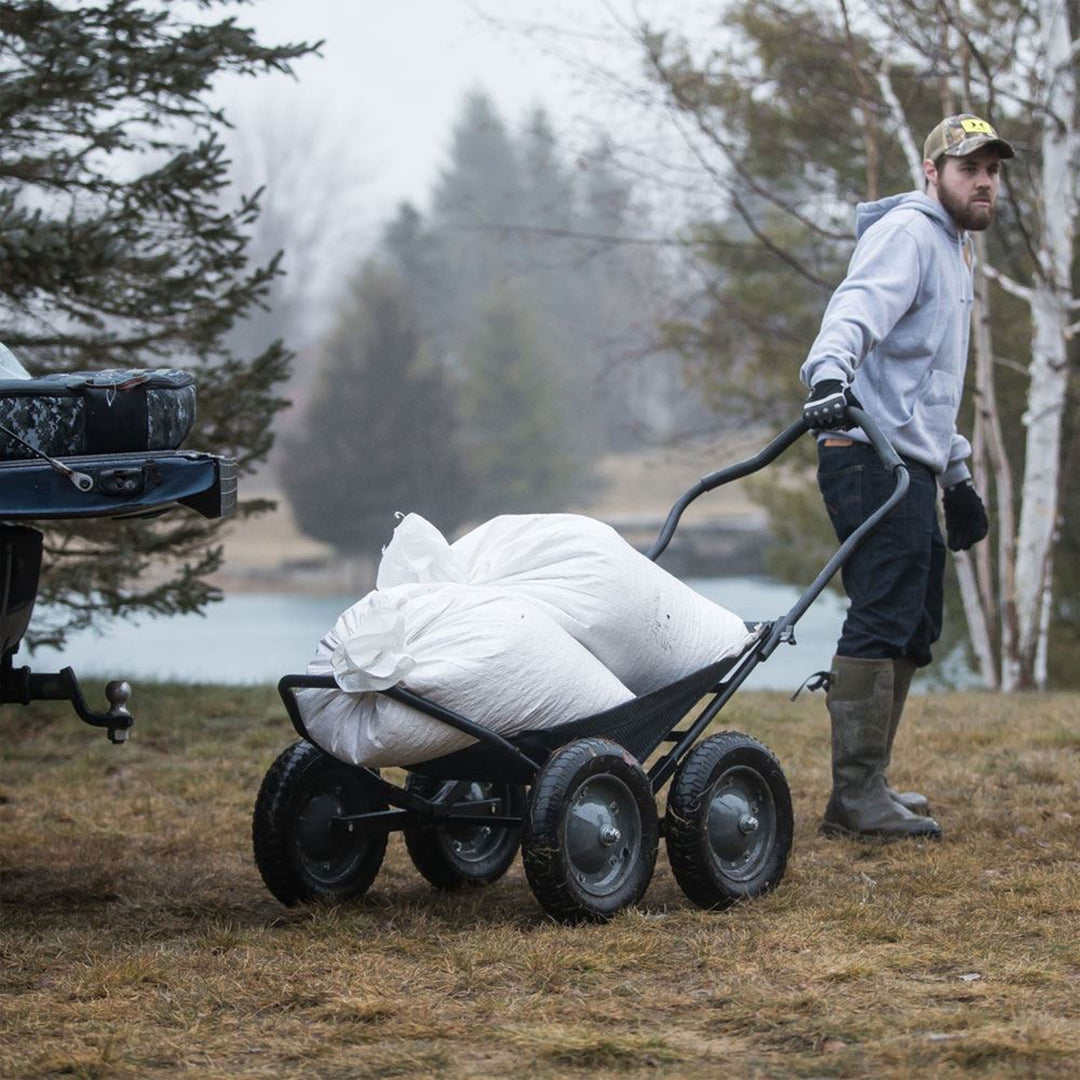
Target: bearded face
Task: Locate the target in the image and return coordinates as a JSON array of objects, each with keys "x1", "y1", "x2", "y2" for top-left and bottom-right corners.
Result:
[{"x1": 933, "y1": 150, "x2": 1002, "y2": 232}]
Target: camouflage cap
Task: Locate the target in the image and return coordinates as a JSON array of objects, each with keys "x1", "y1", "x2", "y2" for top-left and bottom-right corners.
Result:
[{"x1": 923, "y1": 114, "x2": 1014, "y2": 162}]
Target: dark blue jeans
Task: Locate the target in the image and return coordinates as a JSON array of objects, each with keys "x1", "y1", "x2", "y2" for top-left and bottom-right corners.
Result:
[{"x1": 817, "y1": 441, "x2": 945, "y2": 668}]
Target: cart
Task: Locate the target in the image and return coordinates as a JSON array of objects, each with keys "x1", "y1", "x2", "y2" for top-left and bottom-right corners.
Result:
[
  {"x1": 1, "y1": 448, "x2": 236, "y2": 741},
  {"x1": 253, "y1": 407, "x2": 909, "y2": 923}
]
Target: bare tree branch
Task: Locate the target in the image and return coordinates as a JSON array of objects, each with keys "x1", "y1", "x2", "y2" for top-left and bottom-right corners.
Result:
[
  {"x1": 983, "y1": 264, "x2": 1034, "y2": 303},
  {"x1": 728, "y1": 189, "x2": 837, "y2": 291},
  {"x1": 641, "y1": 32, "x2": 852, "y2": 244},
  {"x1": 875, "y1": 66, "x2": 923, "y2": 188}
]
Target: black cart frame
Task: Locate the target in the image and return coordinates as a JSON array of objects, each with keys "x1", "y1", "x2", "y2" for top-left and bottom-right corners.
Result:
[{"x1": 273, "y1": 406, "x2": 907, "y2": 839}]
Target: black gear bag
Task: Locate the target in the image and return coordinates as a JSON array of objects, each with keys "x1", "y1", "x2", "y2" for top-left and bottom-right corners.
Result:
[{"x1": 0, "y1": 369, "x2": 196, "y2": 460}]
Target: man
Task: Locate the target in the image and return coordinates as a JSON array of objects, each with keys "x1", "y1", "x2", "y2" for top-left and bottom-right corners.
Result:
[{"x1": 800, "y1": 114, "x2": 1013, "y2": 842}]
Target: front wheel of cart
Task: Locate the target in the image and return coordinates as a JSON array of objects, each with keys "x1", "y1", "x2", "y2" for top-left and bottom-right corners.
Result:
[
  {"x1": 522, "y1": 737, "x2": 658, "y2": 924},
  {"x1": 403, "y1": 775, "x2": 526, "y2": 889},
  {"x1": 252, "y1": 740, "x2": 388, "y2": 907},
  {"x1": 665, "y1": 731, "x2": 793, "y2": 910}
]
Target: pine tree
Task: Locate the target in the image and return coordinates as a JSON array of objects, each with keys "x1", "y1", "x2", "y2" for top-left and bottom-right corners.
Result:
[
  {"x1": 0, "y1": 0, "x2": 318, "y2": 645},
  {"x1": 459, "y1": 283, "x2": 591, "y2": 517},
  {"x1": 280, "y1": 262, "x2": 470, "y2": 555}
]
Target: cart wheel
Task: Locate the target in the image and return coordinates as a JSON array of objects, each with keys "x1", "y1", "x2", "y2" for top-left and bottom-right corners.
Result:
[
  {"x1": 665, "y1": 731, "x2": 793, "y2": 910},
  {"x1": 252, "y1": 740, "x2": 388, "y2": 907},
  {"x1": 403, "y1": 775, "x2": 526, "y2": 889},
  {"x1": 522, "y1": 737, "x2": 658, "y2": 924}
]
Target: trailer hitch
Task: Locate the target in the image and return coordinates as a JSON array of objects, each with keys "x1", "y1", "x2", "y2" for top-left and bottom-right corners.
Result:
[{"x1": 0, "y1": 660, "x2": 134, "y2": 742}]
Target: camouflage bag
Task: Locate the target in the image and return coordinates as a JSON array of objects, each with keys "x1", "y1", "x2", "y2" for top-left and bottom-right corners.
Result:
[{"x1": 0, "y1": 370, "x2": 196, "y2": 461}]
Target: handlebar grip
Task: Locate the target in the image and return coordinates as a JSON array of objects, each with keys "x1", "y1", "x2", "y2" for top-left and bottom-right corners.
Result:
[{"x1": 846, "y1": 406, "x2": 903, "y2": 471}]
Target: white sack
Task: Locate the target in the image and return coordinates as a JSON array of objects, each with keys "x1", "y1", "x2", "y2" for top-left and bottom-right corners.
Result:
[
  {"x1": 449, "y1": 514, "x2": 753, "y2": 694},
  {"x1": 297, "y1": 583, "x2": 634, "y2": 768},
  {"x1": 376, "y1": 513, "x2": 466, "y2": 590},
  {"x1": 0, "y1": 343, "x2": 30, "y2": 380},
  {"x1": 376, "y1": 511, "x2": 754, "y2": 693}
]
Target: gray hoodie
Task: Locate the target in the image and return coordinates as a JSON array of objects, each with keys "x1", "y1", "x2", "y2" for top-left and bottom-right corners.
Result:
[{"x1": 800, "y1": 191, "x2": 973, "y2": 486}]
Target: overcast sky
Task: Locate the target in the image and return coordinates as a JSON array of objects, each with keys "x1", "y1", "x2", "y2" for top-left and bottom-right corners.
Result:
[
  {"x1": 214, "y1": 1, "x2": 726, "y2": 225},
  {"x1": 218, "y1": 1, "x2": 606, "y2": 222}
]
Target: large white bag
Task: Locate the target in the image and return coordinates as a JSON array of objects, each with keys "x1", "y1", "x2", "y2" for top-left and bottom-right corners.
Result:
[
  {"x1": 297, "y1": 582, "x2": 634, "y2": 768},
  {"x1": 378, "y1": 513, "x2": 753, "y2": 694}
]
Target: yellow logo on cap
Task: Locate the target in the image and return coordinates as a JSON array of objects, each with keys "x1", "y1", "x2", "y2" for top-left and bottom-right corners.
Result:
[{"x1": 960, "y1": 118, "x2": 994, "y2": 134}]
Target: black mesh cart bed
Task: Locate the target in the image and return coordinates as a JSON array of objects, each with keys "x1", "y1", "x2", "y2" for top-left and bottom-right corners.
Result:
[{"x1": 253, "y1": 407, "x2": 911, "y2": 923}]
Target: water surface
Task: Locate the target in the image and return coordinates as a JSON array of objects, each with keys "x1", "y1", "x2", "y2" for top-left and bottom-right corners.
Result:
[{"x1": 28, "y1": 576, "x2": 846, "y2": 692}]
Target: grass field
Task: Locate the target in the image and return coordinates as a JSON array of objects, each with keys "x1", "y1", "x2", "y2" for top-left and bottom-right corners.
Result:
[{"x1": 1, "y1": 684, "x2": 1078, "y2": 1078}]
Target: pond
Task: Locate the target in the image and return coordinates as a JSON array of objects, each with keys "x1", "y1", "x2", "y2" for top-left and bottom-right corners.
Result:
[{"x1": 27, "y1": 576, "x2": 847, "y2": 692}]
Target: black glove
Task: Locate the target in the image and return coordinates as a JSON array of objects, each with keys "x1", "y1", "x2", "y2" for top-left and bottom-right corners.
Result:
[
  {"x1": 803, "y1": 379, "x2": 862, "y2": 431},
  {"x1": 943, "y1": 480, "x2": 989, "y2": 551}
]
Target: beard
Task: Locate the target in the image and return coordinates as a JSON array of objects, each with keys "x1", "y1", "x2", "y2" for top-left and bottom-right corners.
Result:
[{"x1": 938, "y1": 175, "x2": 995, "y2": 231}]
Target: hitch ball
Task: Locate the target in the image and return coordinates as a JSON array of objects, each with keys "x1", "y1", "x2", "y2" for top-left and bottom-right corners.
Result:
[{"x1": 105, "y1": 681, "x2": 133, "y2": 743}]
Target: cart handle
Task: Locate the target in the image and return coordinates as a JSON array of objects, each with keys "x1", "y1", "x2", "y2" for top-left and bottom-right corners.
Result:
[
  {"x1": 645, "y1": 407, "x2": 910, "y2": 659},
  {"x1": 647, "y1": 418, "x2": 805, "y2": 560},
  {"x1": 646, "y1": 407, "x2": 903, "y2": 561}
]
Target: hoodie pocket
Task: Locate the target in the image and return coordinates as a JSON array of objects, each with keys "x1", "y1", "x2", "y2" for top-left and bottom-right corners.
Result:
[
  {"x1": 894, "y1": 368, "x2": 960, "y2": 467},
  {"x1": 921, "y1": 369, "x2": 961, "y2": 408}
]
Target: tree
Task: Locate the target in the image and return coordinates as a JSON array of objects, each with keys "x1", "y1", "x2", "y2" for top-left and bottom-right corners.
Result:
[
  {"x1": 394, "y1": 93, "x2": 605, "y2": 506},
  {"x1": 0, "y1": 0, "x2": 318, "y2": 646},
  {"x1": 634, "y1": 0, "x2": 1078, "y2": 689},
  {"x1": 457, "y1": 283, "x2": 592, "y2": 516},
  {"x1": 428, "y1": 89, "x2": 524, "y2": 346},
  {"x1": 279, "y1": 261, "x2": 470, "y2": 556},
  {"x1": 222, "y1": 98, "x2": 369, "y2": 383}
]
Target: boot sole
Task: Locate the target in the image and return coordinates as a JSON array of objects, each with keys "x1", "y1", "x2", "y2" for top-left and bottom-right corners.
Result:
[{"x1": 820, "y1": 820, "x2": 942, "y2": 843}]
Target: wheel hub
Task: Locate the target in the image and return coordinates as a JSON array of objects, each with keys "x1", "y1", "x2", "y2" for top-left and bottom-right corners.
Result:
[
  {"x1": 296, "y1": 792, "x2": 348, "y2": 863},
  {"x1": 705, "y1": 766, "x2": 776, "y2": 882},
  {"x1": 441, "y1": 781, "x2": 509, "y2": 866},
  {"x1": 565, "y1": 775, "x2": 642, "y2": 896}
]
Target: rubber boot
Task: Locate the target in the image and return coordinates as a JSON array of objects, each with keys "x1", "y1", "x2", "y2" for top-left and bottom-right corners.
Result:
[
  {"x1": 821, "y1": 656, "x2": 941, "y2": 841},
  {"x1": 885, "y1": 656, "x2": 930, "y2": 815}
]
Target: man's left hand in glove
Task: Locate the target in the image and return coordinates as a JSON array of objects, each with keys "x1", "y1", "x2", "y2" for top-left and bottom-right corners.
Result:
[{"x1": 943, "y1": 480, "x2": 989, "y2": 551}]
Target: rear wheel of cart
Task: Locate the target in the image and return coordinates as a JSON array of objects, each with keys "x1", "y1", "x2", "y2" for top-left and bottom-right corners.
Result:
[
  {"x1": 403, "y1": 775, "x2": 526, "y2": 889},
  {"x1": 253, "y1": 740, "x2": 388, "y2": 906},
  {"x1": 665, "y1": 731, "x2": 793, "y2": 910},
  {"x1": 522, "y1": 737, "x2": 658, "y2": 924}
]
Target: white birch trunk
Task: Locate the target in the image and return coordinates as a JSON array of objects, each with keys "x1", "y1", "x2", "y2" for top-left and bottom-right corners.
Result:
[
  {"x1": 954, "y1": 552, "x2": 997, "y2": 686},
  {"x1": 1034, "y1": 541, "x2": 1054, "y2": 689},
  {"x1": 1009, "y1": 0, "x2": 1077, "y2": 689},
  {"x1": 971, "y1": 237, "x2": 1018, "y2": 691}
]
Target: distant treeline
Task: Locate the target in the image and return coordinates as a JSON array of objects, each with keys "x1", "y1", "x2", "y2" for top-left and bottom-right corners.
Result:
[{"x1": 281, "y1": 91, "x2": 699, "y2": 555}]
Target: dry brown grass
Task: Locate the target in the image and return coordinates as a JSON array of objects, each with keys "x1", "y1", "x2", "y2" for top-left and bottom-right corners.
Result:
[{"x1": 2, "y1": 684, "x2": 1078, "y2": 1078}]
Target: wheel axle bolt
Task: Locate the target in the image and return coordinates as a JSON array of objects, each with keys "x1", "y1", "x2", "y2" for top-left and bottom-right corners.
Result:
[
  {"x1": 599, "y1": 825, "x2": 621, "y2": 846},
  {"x1": 739, "y1": 814, "x2": 759, "y2": 834}
]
